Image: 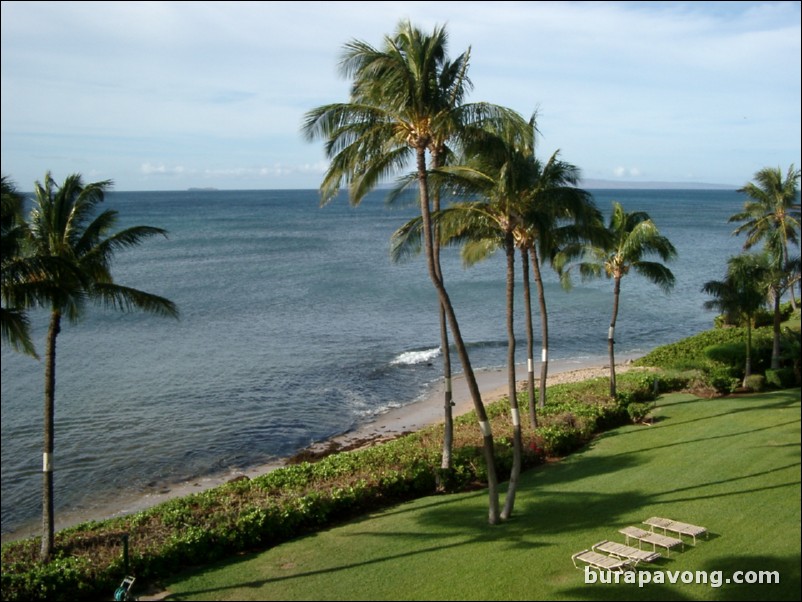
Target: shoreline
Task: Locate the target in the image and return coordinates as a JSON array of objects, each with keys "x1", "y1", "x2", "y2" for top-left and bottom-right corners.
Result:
[{"x1": 1, "y1": 353, "x2": 641, "y2": 544}]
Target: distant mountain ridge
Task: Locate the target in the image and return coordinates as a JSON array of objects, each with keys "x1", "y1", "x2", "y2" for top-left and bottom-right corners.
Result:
[
  {"x1": 580, "y1": 179, "x2": 738, "y2": 190},
  {"x1": 374, "y1": 179, "x2": 738, "y2": 191}
]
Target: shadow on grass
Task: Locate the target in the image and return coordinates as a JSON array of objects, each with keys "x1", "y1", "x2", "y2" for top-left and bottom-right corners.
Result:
[
  {"x1": 612, "y1": 389, "x2": 801, "y2": 439},
  {"x1": 162, "y1": 529, "x2": 514, "y2": 600},
  {"x1": 604, "y1": 419, "x2": 801, "y2": 459},
  {"x1": 698, "y1": 554, "x2": 801, "y2": 601},
  {"x1": 162, "y1": 463, "x2": 654, "y2": 600}
]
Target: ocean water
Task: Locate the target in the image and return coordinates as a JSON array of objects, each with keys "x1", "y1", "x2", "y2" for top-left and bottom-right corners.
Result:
[{"x1": 1, "y1": 188, "x2": 745, "y2": 537}]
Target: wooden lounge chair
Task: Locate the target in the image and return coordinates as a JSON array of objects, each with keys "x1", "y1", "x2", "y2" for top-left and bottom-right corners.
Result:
[
  {"x1": 619, "y1": 526, "x2": 684, "y2": 556},
  {"x1": 592, "y1": 539, "x2": 661, "y2": 565},
  {"x1": 571, "y1": 549, "x2": 635, "y2": 572},
  {"x1": 643, "y1": 517, "x2": 707, "y2": 545}
]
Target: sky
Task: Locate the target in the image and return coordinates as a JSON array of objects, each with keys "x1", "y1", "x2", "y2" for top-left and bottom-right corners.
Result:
[{"x1": 1, "y1": 1, "x2": 800, "y2": 192}]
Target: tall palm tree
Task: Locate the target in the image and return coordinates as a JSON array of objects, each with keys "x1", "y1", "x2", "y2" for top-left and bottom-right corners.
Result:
[
  {"x1": 303, "y1": 20, "x2": 528, "y2": 524},
  {"x1": 759, "y1": 253, "x2": 801, "y2": 370},
  {"x1": 395, "y1": 122, "x2": 601, "y2": 519},
  {"x1": 702, "y1": 253, "x2": 771, "y2": 386},
  {"x1": 27, "y1": 172, "x2": 178, "y2": 561},
  {"x1": 439, "y1": 143, "x2": 605, "y2": 421},
  {"x1": 426, "y1": 126, "x2": 534, "y2": 521},
  {"x1": 730, "y1": 165, "x2": 801, "y2": 310},
  {"x1": 1, "y1": 175, "x2": 38, "y2": 357},
  {"x1": 562, "y1": 202, "x2": 676, "y2": 397},
  {"x1": 730, "y1": 165, "x2": 801, "y2": 368},
  {"x1": 515, "y1": 153, "x2": 606, "y2": 414}
]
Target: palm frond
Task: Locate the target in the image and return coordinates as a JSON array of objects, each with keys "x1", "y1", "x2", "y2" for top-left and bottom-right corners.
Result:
[
  {"x1": 90, "y1": 282, "x2": 179, "y2": 318},
  {"x1": 390, "y1": 216, "x2": 424, "y2": 264},
  {"x1": 0, "y1": 307, "x2": 38, "y2": 358}
]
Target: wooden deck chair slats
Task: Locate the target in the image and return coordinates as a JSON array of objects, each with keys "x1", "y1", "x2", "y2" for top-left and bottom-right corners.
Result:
[
  {"x1": 619, "y1": 526, "x2": 684, "y2": 556},
  {"x1": 592, "y1": 539, "x2": 661, "y2": 565},
  {"x1": 571, "y1": 549, "x2": 635, "y2": 572},
  {"x1": 643, "y1": 517, "x2": 707, "y2": 545}
]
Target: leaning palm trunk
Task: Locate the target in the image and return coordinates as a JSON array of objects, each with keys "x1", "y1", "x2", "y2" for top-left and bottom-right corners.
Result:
[
  {"x1": 521, "y1": 249, "x2": 537, "y2": 429},
  {"x1": 41, "y1": 310, "x2": 60, "y2": 561},
  {"x1": 431, "y1": 153, "x2": 454, "y2": 478},
  {"x1": 437, "y1": 305, "x2": 454, "y2": 475},
  {"x1": 501, "y1": 232, "x2": 522, "y2": 520},
  {"x1": 416, "y1": 149, "x2": 499, "y2": 523},
  {"x1": 608, "y1": 277, "x2": 621, "y2": 398},
  {"x1": 530, "y1": 246, "x2": 550, "y2": 408}
]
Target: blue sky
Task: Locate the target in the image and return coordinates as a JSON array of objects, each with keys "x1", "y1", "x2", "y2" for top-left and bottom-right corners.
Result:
[{"x1": 2, "y1": 1, "x2": 800, "y2": 191}]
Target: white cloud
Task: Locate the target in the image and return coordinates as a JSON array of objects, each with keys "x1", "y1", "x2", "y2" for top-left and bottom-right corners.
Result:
[
  {"x1": 2, "y1": 1, "x2": 800, "y2": 190},
  {"x1": 613, "y1": 166, "x2": 642, "y2": 179},
  {"x1": 140, "y1": 163, "x2": 187, "y2": 176}
]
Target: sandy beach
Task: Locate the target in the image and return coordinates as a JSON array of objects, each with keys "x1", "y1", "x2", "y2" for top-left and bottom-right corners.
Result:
[
  {"x1": 300, "y1": 353, "x2": 645, "y2": 455},
  {"x1": 2, "y1": 354, "x2": 643, "y2": 544}
]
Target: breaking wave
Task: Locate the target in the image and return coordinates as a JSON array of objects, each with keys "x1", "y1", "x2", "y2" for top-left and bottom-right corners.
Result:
[{"x1": 390, "y1": 347, "x2": 441, "y2": 366}]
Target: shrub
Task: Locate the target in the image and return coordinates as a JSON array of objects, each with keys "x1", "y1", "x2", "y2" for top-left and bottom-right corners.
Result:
[
  {"x1": 743, "y1": 374, "x2": 766, "y2": 392},
  {"x1": 704, "y1": 340, "x2": 772, "y2": 378},
  {"x1": 703, "y1": 362, "x2": 740, "y2": 394},
  {"x1": 635, "y1": 327, "x2": 773, "y2": 371},
  {"x1": 627, "y1": 402, "x2": 653, "y2": 423},
  {"x1": 535, "y1": 424, "x2": 582, "y2": 457},
  {"x1": 765, "y1": 368, "x2": 797, "y2": 389}
]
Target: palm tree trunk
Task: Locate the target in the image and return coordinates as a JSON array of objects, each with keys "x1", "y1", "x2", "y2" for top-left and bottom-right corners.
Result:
[
  {"x1": 501, "y1": 232, "x2": 521, "y2": 521},
  {"x1": 783, "y1": 242, "x2": 798, "y2": 311},
  {"x1": 431, "y1": 152, "x2": 454, "y2": 479},
  {"x1": 437, "y1": 305, "x2": 454, "y2": 475},
  {"x1": 41, "y1": 310, "x2": 60, "y2": 562},
  {"x1": 744, "y1": 316, "x2": 753, "y2": 386},
  {"x1": 521, "y1": 248, "x2": 537, "y2": 429},
  {"x1": 415, "y1": 148, "x2": 499, "y2": 523},
  {"x1": 529, "y1": 247, "x2": 549, "y2": 408},
  {"x1": 609, "y1": 277, "x2": 621, "y2": 398},
  {"x1": 772, "y1": 288, "x2": 781, "y2": 370}
]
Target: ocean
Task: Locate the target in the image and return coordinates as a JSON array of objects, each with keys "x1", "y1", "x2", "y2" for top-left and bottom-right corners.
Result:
[{"x1": 0, "y1": 188, "x2": 745, "y2": 538}]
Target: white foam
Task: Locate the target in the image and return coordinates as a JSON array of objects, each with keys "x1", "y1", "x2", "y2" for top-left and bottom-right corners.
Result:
[{"x1": 390, "y1": 347, "x2": 441, "y2": 366}]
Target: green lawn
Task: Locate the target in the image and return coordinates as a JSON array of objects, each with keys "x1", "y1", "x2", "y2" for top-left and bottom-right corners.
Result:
[{"x1": 159, "y1": 389, "x2": 801, "y2": 601}]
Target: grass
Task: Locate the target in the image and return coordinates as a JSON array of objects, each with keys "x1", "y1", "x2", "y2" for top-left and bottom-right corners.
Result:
[{"x1": 157, "y1": 388, "x2": 801, "y2": 601}]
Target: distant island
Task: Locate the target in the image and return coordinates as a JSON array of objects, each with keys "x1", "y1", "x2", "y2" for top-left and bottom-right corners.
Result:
[{"x1": 187, "y1": 187, "x2": 219, "y2": 191}]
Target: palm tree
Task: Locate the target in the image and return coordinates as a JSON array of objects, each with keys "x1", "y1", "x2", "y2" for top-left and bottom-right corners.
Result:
[
  {"x1": 393, "y1": 121, "x2": 602, "y2": 519},
  {"x1": 730, "y1": 165, "x2": 801, "y2": 368},
  {"x1": 425, "y1": 122, "x2": 535, "y2": 521},
  {"x1": 303, "y1": 20, "x2": 528, "y2": 524},
  {"x1": 730, "y1": 165, "x2": 801, "y2": 310},
  {"x1": 435, "y1": 142, "x2": 606, "y2": 423},
  {"x1": 515, "y1": 153, "x2": 606, "y2": 414},
  {"x1": 1, "y1": 175, "x2": 38, "y2": 357},
  {"x1": 764, "y1": 255, "x2": 800, "y2": 370},
  {"x1": 562, "y1": 202, "x2": 676, "y2": 397},
  {"x1": 2, "y1": 176, "x2": 79, "y2": 359},
  {"x1": 26, "y1": 172, "x2": 178, "y2": 561},
  {"x1": 702, "y1": 253, "x2": 771, "y2": 386}
]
